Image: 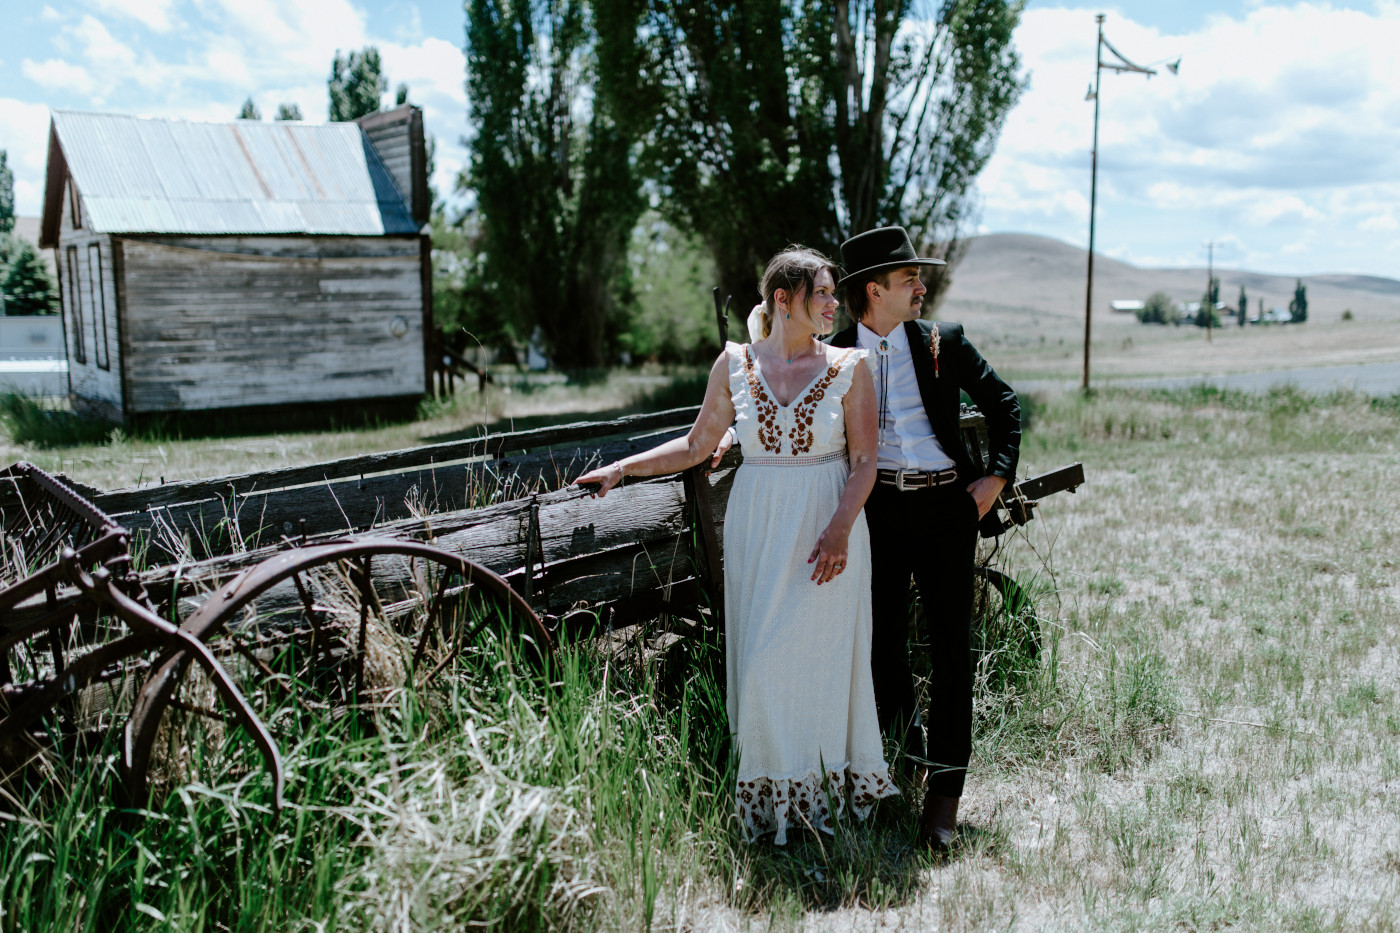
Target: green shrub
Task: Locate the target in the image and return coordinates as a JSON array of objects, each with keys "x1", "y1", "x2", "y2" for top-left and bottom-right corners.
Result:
[
  {"x1": 0, "y1": 392, "x2": 112, "y2": 447},
  {"x1": 1135, "y1": 292, "x2": 1179, "y2": 325}
]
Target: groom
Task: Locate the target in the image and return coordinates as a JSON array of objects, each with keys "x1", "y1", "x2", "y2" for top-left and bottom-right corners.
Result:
[{"x1": 829, "y1": 226, "x2": 1021, "y2": 850}]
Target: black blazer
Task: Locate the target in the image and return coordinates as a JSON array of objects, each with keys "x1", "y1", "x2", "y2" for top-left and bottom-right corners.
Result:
[{"x1": 830, "y1": 319, "x2": 1020, "y2": 483}]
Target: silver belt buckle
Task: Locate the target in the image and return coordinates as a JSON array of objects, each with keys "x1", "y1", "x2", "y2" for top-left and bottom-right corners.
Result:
[{"x1": 895, "y1": 470, "x2": 907, "y2": 491}]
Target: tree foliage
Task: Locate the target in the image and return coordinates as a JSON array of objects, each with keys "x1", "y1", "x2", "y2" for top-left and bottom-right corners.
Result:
[
  {"x1": 1196, "y1": 275, "x2": 1219, "y2": 327},
  {"x1": 462, "y1": 0, "x2": 648, "y2": 368},
  {"x1": 0, "y1": 150, "x2": 14, "y2": 236},
  {"x1": 275, "y1": 102, "x2": 304, "y2": 121},
  {"x1": 1289, "y1": 279, "x2": 1308, "y2": 323},
  {"x1": 1135, "y1": 291, "x2": 1178, "y2": 325},
  {"x1": 329, "y1": 47, "x2": 387, "y2": 121},
  {"x1": 1, "y1": 235, "x2": 59, "y2": 316},
  {"x1": 1238, "y1": 284, "x2": 1247, "y2": 326},
  {"x1": 636, "y1": 0, "x2": 1025, "y2": 308},
  {"x1": 237, "y1": 97, "x2": 262, "y2": 120}
]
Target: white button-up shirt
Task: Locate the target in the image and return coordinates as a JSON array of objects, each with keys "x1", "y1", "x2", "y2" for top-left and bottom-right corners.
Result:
[{"x1": 857, "y1": 322, "x2": 954, "y2": 472}]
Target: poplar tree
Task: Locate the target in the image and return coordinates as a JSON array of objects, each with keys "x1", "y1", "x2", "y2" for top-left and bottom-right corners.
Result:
[
  {"x1": 237, "y1": 97, "x2": 262, "y2": 120},
  {"x1": 1289, "y1": 279, "x2": 1308, "y2": 323},
  {"x1": 1238, "y1": 284, "x2": 1247, "y2": 326},
  {"x1": 463, "y1": 0, "x2": 647, "y2": 368},
  {"x1": 329, "y1": 47, "x2": 387, "y2": 121},
  {"x1": 0, "y1": 150, "x2": 14, "y2": 235},
  {"x1": 637, "y1": 0, "x2": 1025, "y2": 308}
]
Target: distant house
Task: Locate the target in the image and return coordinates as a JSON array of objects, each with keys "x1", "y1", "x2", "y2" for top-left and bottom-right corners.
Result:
[
  {"x1": 1110, "y1": 300, "x2": 1144, "y2": 313},
  {"x1": 39, "y1": 106, "x2": 432, "y2": 424}
]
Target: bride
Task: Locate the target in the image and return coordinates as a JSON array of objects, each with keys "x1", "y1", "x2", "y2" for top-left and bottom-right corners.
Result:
[{"x1": 576, "y1": 246, "x2": 897, "y2": 843}]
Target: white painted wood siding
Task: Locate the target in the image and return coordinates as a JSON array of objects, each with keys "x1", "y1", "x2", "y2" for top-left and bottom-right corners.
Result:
[
  {"x1": 57, "y1": 176, "x2": 123, "y2": 414},
  {"x1": 119, "y1": 235, "x2": 425, "y2": 413}
]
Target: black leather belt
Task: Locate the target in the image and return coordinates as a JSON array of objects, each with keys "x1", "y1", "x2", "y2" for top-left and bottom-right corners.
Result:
[{"x1": 876, "y1": 468, "x2": 959, "y2": 491}]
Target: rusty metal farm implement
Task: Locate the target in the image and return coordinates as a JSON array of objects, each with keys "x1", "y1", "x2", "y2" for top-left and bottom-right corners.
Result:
[
  {"x1": 0, "y1": 462, "x2": 547, "y2": 810},
  {"x1": 2, "y1": 395, "x2": 1081, "y2": 810}
]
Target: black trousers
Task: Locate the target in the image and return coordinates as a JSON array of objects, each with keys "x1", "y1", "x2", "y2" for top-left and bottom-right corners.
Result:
[{"x1": 864, "y1": 480, "x2": 979, "y2": 797}]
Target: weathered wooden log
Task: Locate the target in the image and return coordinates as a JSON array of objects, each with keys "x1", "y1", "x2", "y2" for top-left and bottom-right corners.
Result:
[{"x1": 121, "y1": 427, "x2": 692, "y2": 561}]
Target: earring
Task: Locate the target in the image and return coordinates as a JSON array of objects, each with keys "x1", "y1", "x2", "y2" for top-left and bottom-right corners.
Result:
[{"x1": 786, "y1": 313, "x2": 790, "y2": 319}]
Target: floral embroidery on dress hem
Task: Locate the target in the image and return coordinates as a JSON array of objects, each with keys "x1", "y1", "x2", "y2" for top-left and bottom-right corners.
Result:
[{"x1": 736, "y1": 765, "x2": 898, "y2": 846}]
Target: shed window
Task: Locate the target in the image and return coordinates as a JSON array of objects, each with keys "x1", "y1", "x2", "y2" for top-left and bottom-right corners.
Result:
[
  {"x1": 88, "y1": 243, "x2": 109, "y2": 370},
  {"x1": 66, "y1": 246, "x2": 86, "y2": 364},
  {"x1": 69, "y1": 178, "x2": 81, "y2": 229}
]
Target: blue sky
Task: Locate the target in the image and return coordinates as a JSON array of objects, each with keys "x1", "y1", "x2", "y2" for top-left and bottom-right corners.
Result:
[
  {"x1": 982, "y1": 1, "x2": 1400, "y2": 276},
  {"x1": 3, "y1": 2, "x2": 1399, "y2": 278}
]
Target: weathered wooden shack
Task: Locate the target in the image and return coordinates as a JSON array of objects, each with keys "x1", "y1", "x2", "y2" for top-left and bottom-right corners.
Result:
[{"x1": 38, "y1": 106, "x2": 432, "y2": 424}]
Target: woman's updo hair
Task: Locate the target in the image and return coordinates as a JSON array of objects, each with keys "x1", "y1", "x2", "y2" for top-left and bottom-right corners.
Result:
[{"x1": 751, "y1": 246, "x2": 841, "y2": 340}]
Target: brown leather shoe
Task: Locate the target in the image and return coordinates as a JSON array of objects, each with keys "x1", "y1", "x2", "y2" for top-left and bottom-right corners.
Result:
[{"x1": 918, "y1": 792, "x2": 960, "y2": 852}]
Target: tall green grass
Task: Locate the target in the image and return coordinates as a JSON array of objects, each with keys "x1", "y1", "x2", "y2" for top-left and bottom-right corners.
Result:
[
  {"x1": 0, "y1": 392, "x2": 112, "y2": 449},
  {"x1": 0, "y1": 629, "x2": 737, "y2": 932}
]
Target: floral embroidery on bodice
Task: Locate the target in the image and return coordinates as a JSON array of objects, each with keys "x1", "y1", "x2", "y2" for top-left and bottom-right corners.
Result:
[{"x1": 727, "y1": 342, "x2": 866, "y2": 457}]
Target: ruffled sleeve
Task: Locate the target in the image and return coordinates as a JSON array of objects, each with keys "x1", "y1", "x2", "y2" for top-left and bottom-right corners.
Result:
[
  {"x1": 726, "y1": 342, "x2": 759, "y2": 451},
  {"x1": 803, "y1": 347, "x2": 869, "y2": 456}
]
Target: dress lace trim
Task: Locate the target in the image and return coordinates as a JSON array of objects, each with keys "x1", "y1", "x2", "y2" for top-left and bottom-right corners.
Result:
[
  {"x1": 741, "y1": 450, "x2": 847, "y2": 467},
  {"x1": 736, "y1": 766, "x2": 898, "y2": 846}
]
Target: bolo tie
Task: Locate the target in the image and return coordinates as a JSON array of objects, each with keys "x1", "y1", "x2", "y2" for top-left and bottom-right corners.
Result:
[{"x1": 874, "y1": 337, "x2": 894, "y2": 448}]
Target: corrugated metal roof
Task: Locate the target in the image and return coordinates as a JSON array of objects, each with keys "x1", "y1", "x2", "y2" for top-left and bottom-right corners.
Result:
[{"x1": 50, "y1": 110, "x2": 419, "y2": 236}]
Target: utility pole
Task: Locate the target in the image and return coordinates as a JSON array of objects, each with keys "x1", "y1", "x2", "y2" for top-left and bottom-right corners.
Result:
[
  {"x1": 1083, "y1": 14, "x2": 1105, "y2": 392},
  {"x1": 1081, "y1": 15, "x2": 1177, "y2": 392}
]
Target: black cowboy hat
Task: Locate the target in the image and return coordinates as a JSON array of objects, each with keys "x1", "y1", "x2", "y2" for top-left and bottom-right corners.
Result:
[{"x1": 837, "y1": 225, "x2": 946, "y2": 288}]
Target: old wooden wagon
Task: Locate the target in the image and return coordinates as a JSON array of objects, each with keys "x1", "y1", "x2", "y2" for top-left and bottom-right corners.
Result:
[{"x1": 37, "y1": 105, "x2": 432, "y2": 426}]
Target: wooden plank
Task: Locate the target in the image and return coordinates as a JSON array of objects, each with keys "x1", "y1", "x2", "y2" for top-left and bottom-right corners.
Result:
[
  {"x1": 93, "y1": 406, "x2": 701, "y2": 515},
  {"x1": 120, "y1": 427, "x2": 694, "y2": 560},
  {"x1": 122, "y1": 235, "x2": 420, "y2": 261}
]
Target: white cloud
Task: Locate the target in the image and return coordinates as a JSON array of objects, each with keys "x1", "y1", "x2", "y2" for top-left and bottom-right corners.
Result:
[
  {"x1": 0, "y1": 99, "x2": 57, "y2": 216},
  {"x1": 70, "y1": 15, "x2": 139, "y2": 73},
  {"x1": 21, "y1": 58, "x2": 98, "y2": 95},
  {"x1": 89, "y1": 0, "x2": 178, "y2": 33},
  {"x1": 1359, "y1": 212, "x2": 1400, "y2": 232},
  {"x1": 978, "y1": 3, "x2": 1400, "y2": 274}
]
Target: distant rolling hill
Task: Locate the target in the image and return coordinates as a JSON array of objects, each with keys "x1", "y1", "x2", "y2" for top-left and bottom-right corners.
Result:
[{"x1": 941, "y1": 233, "x2": 1400, "y2": 321}]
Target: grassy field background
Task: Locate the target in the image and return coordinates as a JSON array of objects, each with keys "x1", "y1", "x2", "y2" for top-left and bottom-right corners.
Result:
[{"x1": 2, "y1": 329, "x2": 1399, "y2": 929}]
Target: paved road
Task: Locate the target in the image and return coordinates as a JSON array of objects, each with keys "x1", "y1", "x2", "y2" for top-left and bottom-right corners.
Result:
[{"x1": 1014, "y1": 360, "x2": 1400, "y2": 397}]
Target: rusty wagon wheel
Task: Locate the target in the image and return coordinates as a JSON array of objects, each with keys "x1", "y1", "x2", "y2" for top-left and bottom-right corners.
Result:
[{"x1": 122, "y1": 537, "x2": 551, "y2": 809}]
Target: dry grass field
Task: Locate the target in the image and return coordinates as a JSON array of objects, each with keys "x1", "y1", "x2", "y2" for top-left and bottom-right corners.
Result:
[
  {"x1": 944, "y1": 233, "x2": 1400, "y2": 383},
  {"x1": 808, "y1": 386, "x2": 1400, "y2": 931}
]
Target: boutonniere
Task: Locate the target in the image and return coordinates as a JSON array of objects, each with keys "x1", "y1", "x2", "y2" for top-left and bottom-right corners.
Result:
[{"x1": 929, "y1": 326, "x2": 940, "y2": 378}]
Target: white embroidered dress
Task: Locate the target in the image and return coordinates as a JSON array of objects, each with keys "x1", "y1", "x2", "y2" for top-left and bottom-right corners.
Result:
[{"x1": 723, "y1": 341, "x2": 897, "y2": 844}]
